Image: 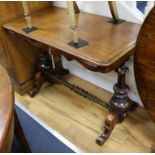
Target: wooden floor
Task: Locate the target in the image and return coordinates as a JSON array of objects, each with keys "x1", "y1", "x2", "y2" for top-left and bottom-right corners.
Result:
[{"x1": 15, "y1": 74, "x2": 155, "y2": 153}]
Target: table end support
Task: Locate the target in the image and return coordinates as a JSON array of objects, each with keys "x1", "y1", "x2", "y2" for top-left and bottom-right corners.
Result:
[
  {"x1": 96, "y1": 63, "x2": 138, "y2": 146},
  {"x1": 28, "y1": 50, "x2": 69, "y2": 97},
  {"x1": 96, "y1": 112, "x2": 117, "y2": 146}
]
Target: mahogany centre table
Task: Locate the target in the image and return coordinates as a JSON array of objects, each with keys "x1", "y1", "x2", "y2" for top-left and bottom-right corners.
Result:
[{"x1": 3, "y1": 6, "x2": 140, "y2": 145}]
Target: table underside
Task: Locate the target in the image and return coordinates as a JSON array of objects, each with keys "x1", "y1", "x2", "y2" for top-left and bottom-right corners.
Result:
[{"x1": 3, "y1": 5, "x2": 141, "y2": 146}]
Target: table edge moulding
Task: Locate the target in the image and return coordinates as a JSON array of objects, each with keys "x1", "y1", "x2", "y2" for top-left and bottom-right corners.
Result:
[{"x1": 3, "y1": 1, "x2": 141, "y2": 146}]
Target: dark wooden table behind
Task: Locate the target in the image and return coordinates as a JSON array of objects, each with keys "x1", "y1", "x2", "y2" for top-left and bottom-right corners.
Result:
[{"x1": 134, "y1": 6, "x2": 155, "y2": 122}]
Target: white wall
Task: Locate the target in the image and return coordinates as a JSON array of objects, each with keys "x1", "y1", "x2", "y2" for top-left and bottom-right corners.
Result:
[
  {"x1": 53, "y1": 1, "x2": 143, "y2": 106},
  {"x1": 53, "y1": 1, "x2": 144, "y2": 23}
]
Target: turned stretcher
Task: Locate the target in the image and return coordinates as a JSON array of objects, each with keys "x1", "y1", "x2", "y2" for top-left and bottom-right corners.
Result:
[{"x1": 3, "y1": 1, "x2": 141, "y2": 145}]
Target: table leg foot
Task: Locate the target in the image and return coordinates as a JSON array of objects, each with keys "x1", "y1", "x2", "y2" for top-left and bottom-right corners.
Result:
[
  {"x1": 96, "y1": 112, "x2": 117, "y2": 146},
  {"x1": 28, "y1": 72, "x2": 45, "y2": 97},
  {"x1": 97, "y1": 63, "x2": 138, "y2": 146},
  {"x1": 28, "y1": 50, "x2": 69, "y2": 97}
]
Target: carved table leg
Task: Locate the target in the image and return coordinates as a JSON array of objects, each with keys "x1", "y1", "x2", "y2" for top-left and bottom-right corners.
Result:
[
  {"x1": 28, "y1": 50, "x2": 69, "y2": 97},
  {"x1": 28, "y1": 51, "x2": 47, "y2": 97},
  {"x1": 110, "y1": 65, "x2": 131, "y2": 122},
  {"x1": 28, "y1": 72, "x2": 45, "y2": 97},
  {"x1": 96, "y1": 63, "x2": 138, "y2": 145}
]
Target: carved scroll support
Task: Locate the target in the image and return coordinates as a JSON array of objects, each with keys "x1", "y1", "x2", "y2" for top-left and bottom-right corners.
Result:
[
  {"x1": 96, "y1": 63, "x2": 138, "y2": 145},
  {"x1": 28, "y1": 50, "x2": 69, "y2": 97},
  {"x1": 96, "y1": 112, "x2": 117, "y2": 145},
  {"x1": 27, "y1": 48, "x2": 138, "y2": 146}
]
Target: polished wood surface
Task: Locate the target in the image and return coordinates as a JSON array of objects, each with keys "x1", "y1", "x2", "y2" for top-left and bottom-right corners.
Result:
[
  {"x1": 16, "y1": 74, "x2": 155, "y2": 153},
  {"x1": 0, "y1": 2, "x2": 50, "y2": 94},
  {"x1": 134, "y1": 6, "x2": 155, "y2": 122},
  {"x1": 4, "y1": 6, "x2": 140, "y2": 73},
  {"x1": 14, "y1": 111, "x2": 31, "y2": 152},
  {"x1": 0, "y1": 64, "x2": 14, "y2": 152},
  {"x1": 0, "y1": 64, "x2": 31, "y2": 152}
]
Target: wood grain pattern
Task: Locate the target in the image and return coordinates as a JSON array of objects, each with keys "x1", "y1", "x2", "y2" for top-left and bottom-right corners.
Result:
[
  {"x1": 0, "y1": 64, "x2": 14, "y2": 152},
  {"x1": 14, "y1": 110, "x2": 31, "y2": 152},
  {"x1": 134, "y1": 6, "x2": 155, "y2": 122},
  {"x1": 16, "y1": 74, "x2": 155, "y2": 153},
  {"x1": 0, "y1": 2, "x2": 50, "y2": 94},
  {"x1": 4, "y1": 6, "x2": 140, "y2": 73},
  {"x1": 0, "y1": 64, "x2": 31, "y2": 152}
]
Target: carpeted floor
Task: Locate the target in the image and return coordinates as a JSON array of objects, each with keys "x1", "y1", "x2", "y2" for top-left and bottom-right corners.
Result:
[
  {"x1": 11, "y1": 106, "x2": 75, "y2": 153},
  {"x1": 137, "y1": 1, "x2": 147, "y2": 13}
]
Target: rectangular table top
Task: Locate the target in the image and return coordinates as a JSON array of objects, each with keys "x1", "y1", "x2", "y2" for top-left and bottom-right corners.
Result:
[{"x1": 3, "y1": 6, "x2": 140, "y2": 72}]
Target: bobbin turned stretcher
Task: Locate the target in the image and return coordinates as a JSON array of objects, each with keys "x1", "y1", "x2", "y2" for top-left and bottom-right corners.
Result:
[{"x1": 3, "y1": 1, "x2": 140, "y2": 145}]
